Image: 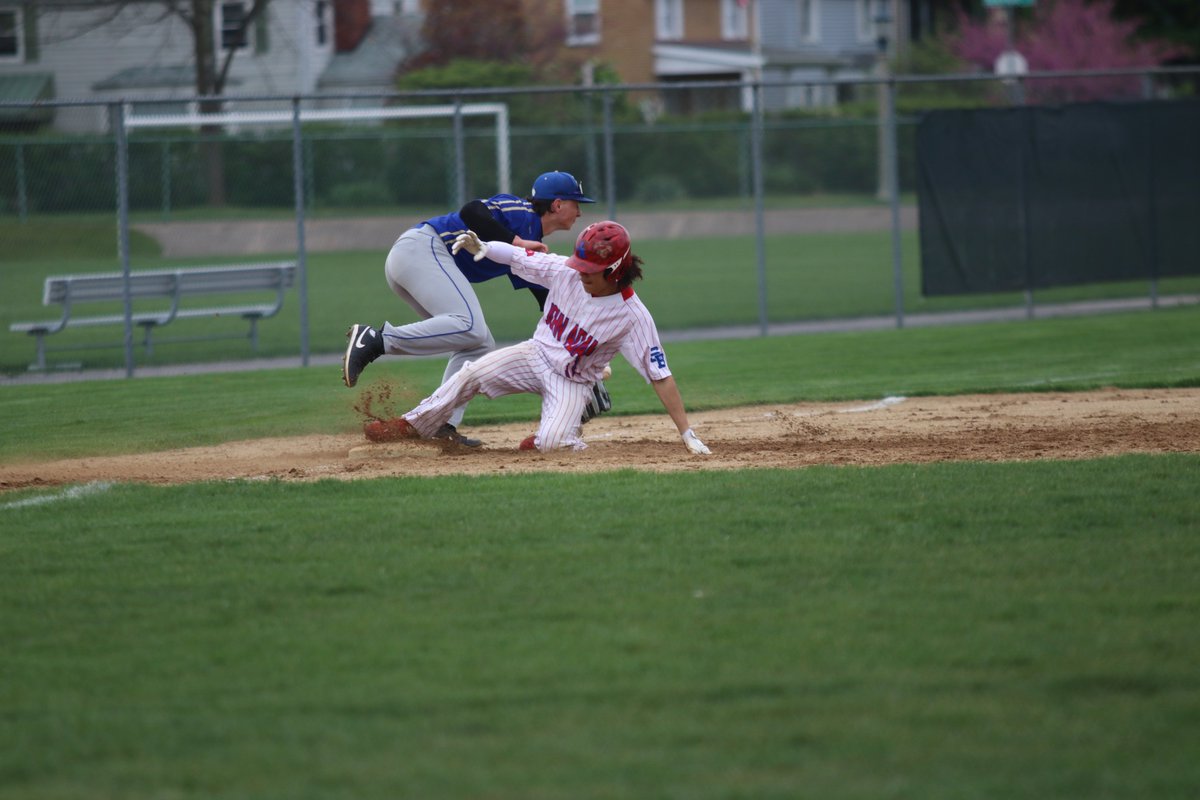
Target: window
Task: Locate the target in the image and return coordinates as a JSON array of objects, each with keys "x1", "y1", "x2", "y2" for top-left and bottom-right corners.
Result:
[
  {"x1": 0, "y1": 7, "x2": 23, "y2": 61},
  {"x1": 721, "y1": 0, "x2": 748, "y2": 41},
  {"x1": 655, "y1": 0, "x2": 682, "y2": 41},
  {"x1": 315, "y1": 0, "x2": 329, "y2": 47},
  {"x1": 219, "y1": 1, "x2": 247, "y2": 50},
  {"x1": 566, "y1": 0, "x2": 599, "y2": 46}
]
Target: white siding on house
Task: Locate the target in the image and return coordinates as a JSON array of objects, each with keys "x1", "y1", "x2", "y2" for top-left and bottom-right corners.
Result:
[
  {"x1": 759, "y1": 0, "x2": 821, "y2": 50},
  {"x1": 757, "y1": 1, "x2": 790, "y2": 50},
  {"x1": 278, "y1": 0, "x2": 335, "y2": 94},
  {"x1": 12, "y1": 5, "x2": 189, "y2": 132},
  {"x1": 823, "y1": 0, "x2": 865, "y2": 52},
  {"x1": 759, "y1": 0, "x2": 884, "y2": 54},
  {"x1": 762, "y1": 66, "x2": 840, "y2": 109}
]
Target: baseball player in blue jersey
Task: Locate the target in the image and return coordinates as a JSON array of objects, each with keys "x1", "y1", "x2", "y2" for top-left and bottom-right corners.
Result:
[{"x1": 342, "y1": 171, "x2": 607, "y2": 447}]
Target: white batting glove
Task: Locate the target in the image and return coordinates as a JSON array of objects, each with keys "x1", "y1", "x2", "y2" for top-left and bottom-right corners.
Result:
[
  {"x1": 682, "y1": 428, "x2": 711, "y2": 455},
  {"x1": 451, "y1": 230, "x2": 488, "y2": 261}
]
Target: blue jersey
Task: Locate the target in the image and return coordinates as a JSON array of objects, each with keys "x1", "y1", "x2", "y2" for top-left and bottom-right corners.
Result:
[{"x1": 420, "y1": 194, "x2": 543, "y2": 291}]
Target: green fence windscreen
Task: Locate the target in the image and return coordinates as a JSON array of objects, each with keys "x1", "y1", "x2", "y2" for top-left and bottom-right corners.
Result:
[{"x1": 917, "y1": 100, "x2": 1200, "y2": 297}]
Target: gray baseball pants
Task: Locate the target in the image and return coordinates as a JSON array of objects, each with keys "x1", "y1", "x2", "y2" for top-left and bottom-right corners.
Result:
[{"x1": 382, "y1": 224, "x2": 495, "y2": 428}]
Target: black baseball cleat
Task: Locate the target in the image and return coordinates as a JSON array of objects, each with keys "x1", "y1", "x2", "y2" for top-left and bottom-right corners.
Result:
[
  {"x1": 342, "y1": 323, "x2": 384, "y2": 388},
  {"x1": 433, "y1": 423, "x2": 483, "y2": 448}
]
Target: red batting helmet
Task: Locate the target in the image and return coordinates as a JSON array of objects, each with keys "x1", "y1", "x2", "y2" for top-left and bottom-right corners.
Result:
[{"x1": 566, "y1": 220, "x2": 631, "y2": 283}]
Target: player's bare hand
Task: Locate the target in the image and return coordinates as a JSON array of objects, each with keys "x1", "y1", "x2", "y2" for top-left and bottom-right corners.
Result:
[
  {"x1": 682, "y1": 428, "x2": 711, "y2": 455},
  {"x1": 513, "y1": 236, "x2": 548, "y2": 254},
  {"x1": 452, "y1": 231, "x2": 488, "y2": 261}
]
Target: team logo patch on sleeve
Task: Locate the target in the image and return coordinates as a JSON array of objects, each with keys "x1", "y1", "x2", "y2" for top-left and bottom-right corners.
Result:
[{"x1": 650, "y1": 346, "x2": 667, "y2": 370}]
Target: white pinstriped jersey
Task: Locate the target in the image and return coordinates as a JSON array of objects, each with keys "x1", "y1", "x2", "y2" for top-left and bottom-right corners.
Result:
[{"x1": 487, "y1": 241, "x2": 673, "y2": 385}]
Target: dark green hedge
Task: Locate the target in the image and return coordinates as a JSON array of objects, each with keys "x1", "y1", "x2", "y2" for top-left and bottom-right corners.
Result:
[{"x1": 0, "y1": 115, "x2": 920, "y2": 217}]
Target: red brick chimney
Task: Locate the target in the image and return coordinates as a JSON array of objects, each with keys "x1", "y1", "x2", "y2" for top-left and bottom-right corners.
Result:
[{"x1": 334, "y1": 0, "x2": 371, "y2": 52}]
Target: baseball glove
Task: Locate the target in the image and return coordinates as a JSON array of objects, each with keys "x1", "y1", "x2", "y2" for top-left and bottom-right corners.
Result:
[{"x1": 581, "y1": 379, "x2": 612, "y2": 424}]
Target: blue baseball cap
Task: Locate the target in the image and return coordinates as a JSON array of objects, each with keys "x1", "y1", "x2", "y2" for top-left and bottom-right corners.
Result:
[{"x1": 530, "y1": 171, "x2": 595, "y2": 203}]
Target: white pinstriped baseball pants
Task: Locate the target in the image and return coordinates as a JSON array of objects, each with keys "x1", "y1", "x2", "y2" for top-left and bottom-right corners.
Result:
[{"x1": 403, "y1": 340, "x2": 591, "y2": 452}]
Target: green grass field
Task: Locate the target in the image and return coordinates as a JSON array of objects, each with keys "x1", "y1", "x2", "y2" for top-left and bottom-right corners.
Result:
[
  {"x1": 2, "y1": 305, "x2": 1199, "y2": 798},
  {"x1": 3, "y1": 461, "x2": 1198, "y2": 799}
]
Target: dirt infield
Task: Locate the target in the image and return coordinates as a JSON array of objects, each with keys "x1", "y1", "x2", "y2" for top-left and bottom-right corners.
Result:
[{"x1": 3, "y1": 388, "x2": 1197, "y2": 492}]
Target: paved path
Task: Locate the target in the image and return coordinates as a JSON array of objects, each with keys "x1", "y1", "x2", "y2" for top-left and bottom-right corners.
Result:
[{"x1": 134, "y1": 206, "x2": 918, "y2": 259}]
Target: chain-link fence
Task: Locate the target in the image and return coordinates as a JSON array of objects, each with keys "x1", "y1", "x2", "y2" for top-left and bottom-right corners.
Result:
[{"x1": 2, "y1": 67, "x2": 1198, "y2": 375}]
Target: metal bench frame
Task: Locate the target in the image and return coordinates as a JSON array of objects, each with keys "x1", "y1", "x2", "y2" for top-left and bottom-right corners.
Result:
[{"x1": 9, "y1": 262, "x2": 297, "y2": 370}]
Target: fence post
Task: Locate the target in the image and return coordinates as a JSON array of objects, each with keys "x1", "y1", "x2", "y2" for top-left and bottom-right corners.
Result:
[
  {"x1": 750, "y1": 81, "x2": 768, "y2": 338},
  {"x1": 1143, "y1": 74, "x2": 1159, "y2": 309},
  {"x1": 602, "y1": 92, "x2": 616, "y2": 221},
  {"x1": 113, "y1": 102, "x2": 135, "y2": 378},
  {"x1": 885, "y1": 78, "x2": 905, "y2": 329},
  {"x1": 16, "y1": 142, "x2": 28, "y2": 222},
  {"x1": 495, "y1": 103, "x2": 511, "y2": 195},
  {"x1": 739, "y1": 128, "x2": 751, "y2": 199},
  {"x1": 160, "y1": 140, "x2": 171, "y2": 219},
  {"x1": 1019, "y1": 104, "x2": 1036, "y2": 319},
  {"x1": 304, "y1": 138, "x2": 315, "y2": 212},
  {"x1": 291, "y1": 96, "x2": 310, "y2": 366},
  {"x1": 581, "y1": 65, "x2": 600, "y2": 204},
  {"x1": 452, "y1": 97, "x2": 466, "y2": 208}
]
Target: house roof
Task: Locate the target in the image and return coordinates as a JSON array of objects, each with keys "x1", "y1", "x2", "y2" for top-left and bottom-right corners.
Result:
[
  {"x1": 0, "y1": 73, "x2": 55, "y2": 122},
  {"x1": 318, "y1": 14, "x2": 422, "y2": 91},
  {"x1": 654, "y1": 42, "x2": 763, "y2": 77}
]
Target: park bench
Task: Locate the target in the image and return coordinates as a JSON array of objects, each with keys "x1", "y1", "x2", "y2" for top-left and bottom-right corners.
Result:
[{"x1": 9, "y1": 261, "x2": 297, "y2": 370}]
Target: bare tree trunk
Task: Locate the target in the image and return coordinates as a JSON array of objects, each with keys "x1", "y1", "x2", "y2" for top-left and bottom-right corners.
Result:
[{"x1": 187, "y1": 0, "x2": 224, "y2": 207}]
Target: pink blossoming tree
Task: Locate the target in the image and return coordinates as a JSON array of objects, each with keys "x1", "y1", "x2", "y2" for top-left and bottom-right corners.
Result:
[{"x1": 950, "y1": 0, "x2": 1182, "y2": 103}]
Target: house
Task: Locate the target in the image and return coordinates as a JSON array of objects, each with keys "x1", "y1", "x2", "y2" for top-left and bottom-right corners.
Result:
[
  {"x1": 1, "y1": 0, "x2": 916, "y2": 133},
  {"x1": 0, "y1": 0, "x2": 340, "y2": 133},
  {"x1": 317, "y1": 0, "x2": 423, "y2": 99},
  {"x1": 378, "y1": 0, "x2": 915, "y2": 115},
  {"x1": 558, "y1": 0, "x2": 912, "y2": 114}
]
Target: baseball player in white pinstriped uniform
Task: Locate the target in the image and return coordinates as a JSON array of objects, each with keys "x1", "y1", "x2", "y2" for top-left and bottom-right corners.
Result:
[{"x1": 343, "y1": 221, "x2": 711, "y2": 455}]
